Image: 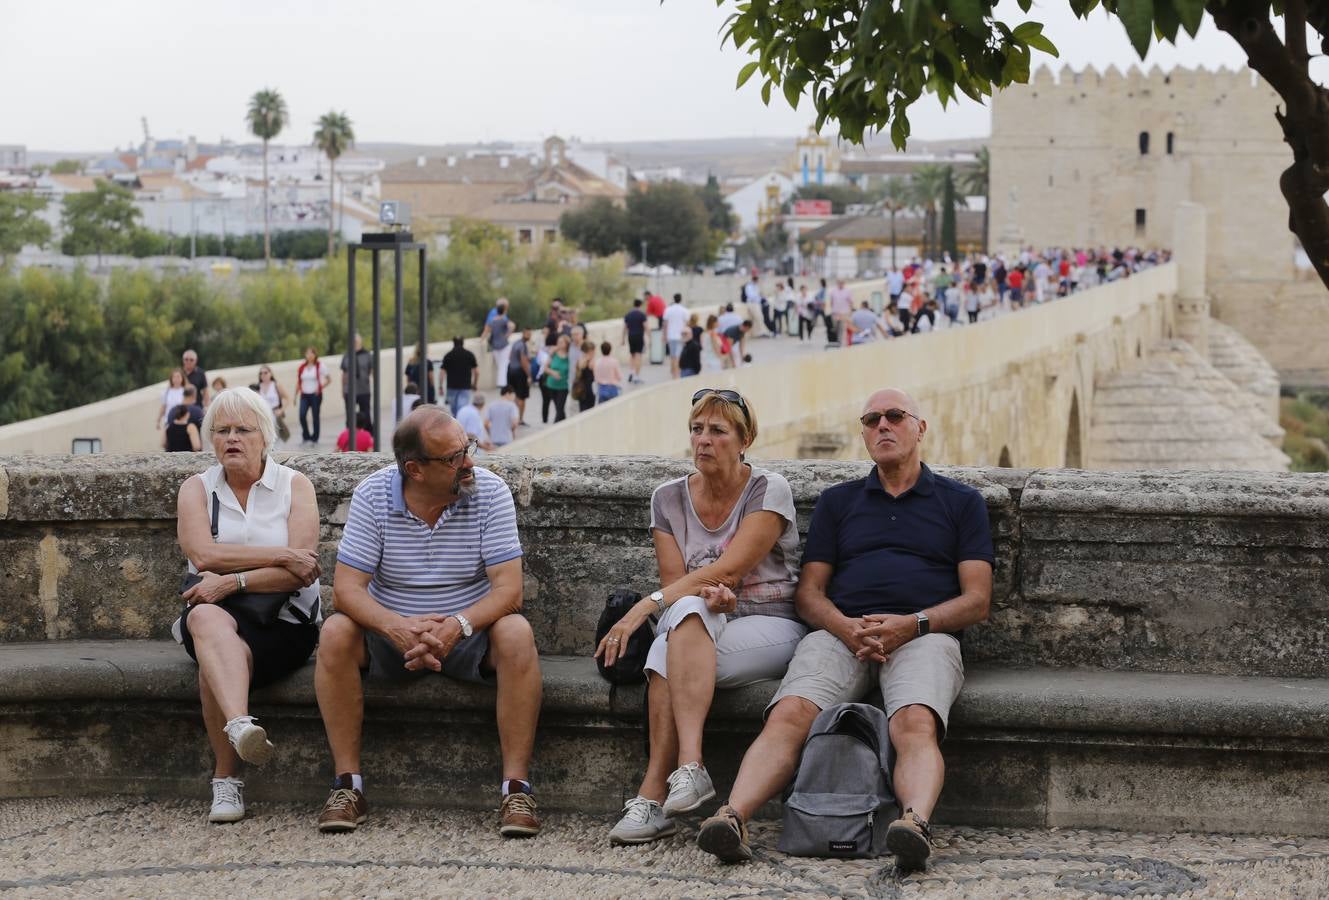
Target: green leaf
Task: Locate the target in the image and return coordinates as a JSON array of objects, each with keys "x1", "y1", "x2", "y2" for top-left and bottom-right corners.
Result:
[
  {"x1": 1013, "y1": 23, "x2": 1060, "y2": 57},
  {"x1": 736, "y1": 61, "x2": 760, "y2": 89},
  {"x1": 1069, "y1": 0, "x2": 1100, "y2": 15},
  {"x1": 1018, "y1": 0, "x2": 1032, "y2": 9},
  {"x1": 761, "y1": 78, "x2": 773, "y2": 106},
  {"x1": 1153, "y1": 0, "x2": 1180, "y2": 42},
  {"x1": 783, "y1": 75, "x2": 803, "y2": 109},
  {"x1": 1173, "y1": 0, "x2": 1204, "y2": 37},
  {"x1": 902, "y1": 0, "x2": 922, "y2": 38},
  {"x1": 1117, "y1": 0, "x2": 1155, "y2": 57},
  {"x1": 948, "y1": 0, "x2": 986, "y2": 32},
  {"x1": 794, "y1": 30, "x2": 833, "y2": 68},
  {"x1": 890, "y1": 114, "x2": 910, "y2": 150}
]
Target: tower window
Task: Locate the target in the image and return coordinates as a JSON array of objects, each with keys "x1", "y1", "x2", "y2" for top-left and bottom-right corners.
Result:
[
  {"x1": 1166, "y1": 132, "x2": 1174, "y2": 154},
  {"x1": 1135, "y1": 208, "x2": 1147, "y2": 237},
  {"x1": 1139, "y1": 132, "x2": 1150, "y2": 155}
]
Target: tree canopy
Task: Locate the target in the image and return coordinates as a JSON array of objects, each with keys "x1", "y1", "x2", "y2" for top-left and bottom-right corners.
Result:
[
  {"x1": 720, "y1": 0, "x2": 1329, "y2": 289},
  {"x1": 0, "y1": 192, "x2": 52, "y2": 262},
  {"x1": 60, "y1": 180, "x2": 141, "y2": 260}
]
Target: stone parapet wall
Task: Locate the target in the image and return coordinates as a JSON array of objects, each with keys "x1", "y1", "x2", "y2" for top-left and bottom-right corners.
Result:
[{"x1": 2, "y1": 453, "x2": 1325, "y2": 677}]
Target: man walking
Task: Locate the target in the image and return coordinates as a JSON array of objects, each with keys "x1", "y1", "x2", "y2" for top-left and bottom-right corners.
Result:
[
  {"x1": 442, "y1": 337, "x2": 479, "y2": 416},
  {"x1": 182, "y1": 349, "x2": 209, "y2": 408},
  {"x1": 340, "y1": 334, "x2": 374, "y2": 434},
  {"x1": 622, "y1": 298, "x2": 648, "y2": 384},
  {"x1": 314, "y1": 407, "x2": 543, "y2": 837},
  {"x1": 696, "y1": 388, "x2": 993, "y2": 871},
  {"x1": 661, "y1": 293, "x2": 690, "y2": 380},
  {"x1": 828, "y1": 279, "x2": 854, "y2": 344},
  {"x1": 481, "y1": 298, "x2": 514, "y2": 389}
]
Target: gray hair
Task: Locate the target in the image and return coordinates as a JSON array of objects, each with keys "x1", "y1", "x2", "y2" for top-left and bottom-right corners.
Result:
[
  {"x1": 202, "y1": 387, "x2": 277, "y2": 455},
  {"x1": 393, "y1": 405, "x2": 455, "y2": 478}
]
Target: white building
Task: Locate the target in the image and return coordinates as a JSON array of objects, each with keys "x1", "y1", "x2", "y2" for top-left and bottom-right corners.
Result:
[{"x1": 724, "y1": 170, "x2": 796, "y2": 232}]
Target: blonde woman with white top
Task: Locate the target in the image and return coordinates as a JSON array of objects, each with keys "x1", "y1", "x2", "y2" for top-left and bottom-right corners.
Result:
[{"x1": 175, "y1": 387, "x2": 323, "y2": 824}]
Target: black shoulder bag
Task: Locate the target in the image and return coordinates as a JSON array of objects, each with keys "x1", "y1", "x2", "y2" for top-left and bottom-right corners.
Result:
[
  {"x1": 594, "y1": 588, "x2": 657, "y2": 685},
  {"x1": 179, "y1": 492, "x2": 310, "y2": 629}
]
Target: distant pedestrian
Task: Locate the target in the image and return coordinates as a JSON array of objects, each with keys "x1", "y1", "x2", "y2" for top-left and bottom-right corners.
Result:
[
  {"x1": 211, "y1": 376, "x2": 228, "y2": 395},
  {"x1": 487, "y1": 385, "x2": 521, "y2": 447},
  {"x1": 828, "y1": 279, "x2": 854, "y2": 343},
  {"x1": 182, "y1": 384, "x2": 205, "y2": 428},
  {"x1": 256, "y1": 365, "x2": 291, "y2": 444},
  {"x1": 162, "y1": 404, "x2": 201, "y2": 452},
  {"x1": 457, "y1": 394, "x2": 492, "y2": 449},
  {"x1": 593, "y1": 341, "x2": 624, "y2": 403},
  {"x1": 662, "y1": 294, "x2": 690, "y2": 380},
  {"x1": 405, "y1": 350, "x2": 437, "y2": 406},
  {"x1": 340, "y1": 333, "x2": 374, "y2": 433},
  {"x1": 703, "y1": 315, "x2": 725, "y2": 373},
  {"x1": 574, "y1": 340, "x2": 597, "y2": 413},
  {"x1": 335, "y1": 411, "x2": 374, "y2": 452},
  {"x1": 542, "y1": 334, "x2": 571, "y2": 423},
  {"x1": 159, "y1": 368, "x2": 186, "y2": 429},
  {"x1": 480, "y1": 298, "x2": 514, "y2": 388},
  {"x1": 182, "y1": 349, "x2": 209, "y2": 408},
  {"x1": 679, "y1": 325, "x2": 703, "y2": 378},
  {"x1": 507, "y1": 328, "x2": 532, "y2": 425},
  {"x1": 623, "y1": 298, "x2": 648, "y2": 383},
  {"x1": 297, "y1": 346, "x2": 331, "y2": 447},
  {"x1": 442, "y1": 336, "x2": 479, "y2": 415}
]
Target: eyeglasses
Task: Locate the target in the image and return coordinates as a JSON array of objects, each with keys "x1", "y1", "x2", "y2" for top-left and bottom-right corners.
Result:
[
  {"x1": 696, "y1": 382, "x2": 749, "y2": 417},
  {"x1": 212, "y1": 425, "x2": 258, "y2": 438},
  {"x1": 859, "y1": 408, "x2": 919, "y2": 428},
  {"x1": 416, "y1": 438, "x2": 478, "y2": 469}
]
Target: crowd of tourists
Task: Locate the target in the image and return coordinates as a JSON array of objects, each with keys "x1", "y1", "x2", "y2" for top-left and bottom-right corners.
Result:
[{"x1": 173, "y1": 378, "x2": 989, "y2": 874}]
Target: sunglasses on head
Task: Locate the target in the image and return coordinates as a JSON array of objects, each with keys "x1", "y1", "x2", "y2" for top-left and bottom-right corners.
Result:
[
  {"x1": 859, "y1": 408, "x2": 919, "y2": 428},
  {"x1": 692, "y1": 388, "x2": 750, "y2": 420}
]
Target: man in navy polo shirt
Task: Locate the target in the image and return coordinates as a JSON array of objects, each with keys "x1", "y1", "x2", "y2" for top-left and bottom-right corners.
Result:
[
  {"x1": 698, "y1": 387, "x2": 993, "y2": 870},
  {"x1": 314, "y1": 406, "x2": 543, "y2": 838}
]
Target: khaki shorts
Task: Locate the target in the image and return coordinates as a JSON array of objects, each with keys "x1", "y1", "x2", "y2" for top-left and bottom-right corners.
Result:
[{"x1": 767, "y1": 630, "x2": 964, "y2": 738}]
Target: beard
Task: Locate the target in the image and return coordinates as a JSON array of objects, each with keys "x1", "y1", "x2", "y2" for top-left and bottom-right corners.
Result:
[{"x1": 454, "y1": 471, "x2": 478, "y2": 499}]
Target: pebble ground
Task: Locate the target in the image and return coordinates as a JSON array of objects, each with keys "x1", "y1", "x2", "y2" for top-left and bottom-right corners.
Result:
[{"x1": 3, "y1": 797, "x2": 1328, "y2": 898}]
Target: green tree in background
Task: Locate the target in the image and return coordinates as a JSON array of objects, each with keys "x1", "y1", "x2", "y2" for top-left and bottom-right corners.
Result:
[
  {"x1": 313, "y1": 110, "x2": 355, "y2": 259},
  {"x1": 958, "y1": 146, "x2": 990, "y2": 253},
  {"x1": 908, "y1": 164, "x2": 948, "y2": 261},
  {"x1": 559, "y1": 197, "x2": 629, "y2": 257},
  {"x1": 879, "y1": 175, "x2": 913, "y2": 269},
  {"x1": 696, "y1": 175, "x2": 738, "y2": 260},
  {"x1": 246, "y1": 88, "x2": 289, "y2": 268},
  {"x1": 0, "y1": 193, "x2": 52, "y2": 264},
  {"x1": 941, "y1": 167, "x2": 959, "y2": 261},
  {"x1": 50, "y1": 159, "x2": 82, "y2": 175},
  {"x1": 624, "y1": 182, "x2": 711, "y2": 267},
  {"x1": 719, "y1": 0, "x2": 1329, "y2": 292},
  {"x1": 60, "y1": 180, "x2": 141, "y2": 262}
]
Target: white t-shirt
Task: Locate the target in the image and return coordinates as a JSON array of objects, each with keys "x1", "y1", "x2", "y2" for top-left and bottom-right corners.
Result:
[
  {"x1": 487, "y1": 398, "x2": 520, "y2": 446},
  {"x1": 299, "y1": 362, "x2": 326, "y2": 395},
  {"x1": 161, "y1": 386, "x2": 184, "y2": 424},
  {"x1": 457, "y1": 404, "x2": 486, "y2": 440},
  {"x1": 662, "y1": 303, "x2": 690, "y2": 341},
  {"x1": 259, "y1": 381, "x2": 280, "y2": 410},
  {"x1": 897, "y1": 290, "x2": 913, "y2": 311},
  {"x1": 172, "y1": 459, "x2": 323, "y2": 641},
  {"x1": 716, "y1": 311, "x2": 743, "y2": 332}
]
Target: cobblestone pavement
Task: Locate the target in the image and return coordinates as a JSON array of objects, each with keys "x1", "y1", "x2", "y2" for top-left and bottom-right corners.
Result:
[{"x1": 3, "y1": 797, "x2": 1328, "y2": 898}]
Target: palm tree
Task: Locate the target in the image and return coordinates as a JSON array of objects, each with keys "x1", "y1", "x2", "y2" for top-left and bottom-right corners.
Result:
[
  {"x1": 314, "y1": 111, "x2": 355, "y2": 259},
  {"x1": 958, "y1": 147, "x2": 990, "y2": 254},
  {"x1": 908, "y1": 164, "x2": 949, "y2": 261},
  {"x1": 246, "y1": 88, "x2": 288, "y2": 267}
]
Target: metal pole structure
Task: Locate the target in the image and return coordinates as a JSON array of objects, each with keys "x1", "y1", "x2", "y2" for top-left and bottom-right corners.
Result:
[
  {"x1": 371, "y1": 249, "x2": 382, "y2": 451},
  {"x1": 393, "y1": 245, "x2": 405, "y2": 430},
  {"x1": 417, "y1": 247, "x2": 427, "y2": 405},
  {"x1": 346, "y1": 248, "x2": 357, "y2": 447}
]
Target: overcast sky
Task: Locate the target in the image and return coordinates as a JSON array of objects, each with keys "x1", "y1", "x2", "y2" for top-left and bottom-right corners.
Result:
[{"x1": 2, "y1": 0, "x2": 1308, "y2": 152}]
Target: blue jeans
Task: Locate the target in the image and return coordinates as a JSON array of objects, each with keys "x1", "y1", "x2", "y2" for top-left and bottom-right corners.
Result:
[
  {"x1": 446, "y1": 388, "x2": 471, "y2": 416},
  {"x1": 298, "y1": 393, "x2": 322, "y2": 443},
  {"x1": 597, "y1": 384, "x2": 621, "y2": 403}
]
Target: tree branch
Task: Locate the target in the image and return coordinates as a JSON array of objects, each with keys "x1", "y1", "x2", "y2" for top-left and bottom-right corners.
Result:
[{"x1": 1284, "y1": 0, "x2": 1309, "y2": 72}]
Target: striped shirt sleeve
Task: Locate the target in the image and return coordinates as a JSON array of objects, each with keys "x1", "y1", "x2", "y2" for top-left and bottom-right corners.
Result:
[
  {"x1": 337, "y1": 478, "x2": 383, "y2": 574},
  {"x1": 480, "y1": 477, "x2": 523, "y2": 567}
]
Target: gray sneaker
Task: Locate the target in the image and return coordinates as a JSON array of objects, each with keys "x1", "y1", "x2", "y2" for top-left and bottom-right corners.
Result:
[
  {"x1": 609, "y1": 796, "x2": 677, "y2": 845},
  {"x1": 208, "y1": 777, "x2": 245, "y2": 823},
  {"x1": 662, "y1": 762, "x2": 715, "y2": 816},
  {"x1": 223, "y1": 715, "x2": 273, "y2": 766}
]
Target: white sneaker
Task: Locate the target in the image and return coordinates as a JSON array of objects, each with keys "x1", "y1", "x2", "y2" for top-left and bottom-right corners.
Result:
[
  {"x1": 662, "y1": 762, "x2": 715, "y2": 816},
  {"x1": 609, "y1": 796, "x2": 677, "y2": 845},
  {"x1": 209, "y1": 777, "x2": 245, "y2": 823},
  {"x1": 224, "y1": 716, "x2": 273, "y2": 766}
]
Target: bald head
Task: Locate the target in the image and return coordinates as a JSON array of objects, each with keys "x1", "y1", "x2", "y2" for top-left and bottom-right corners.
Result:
[
  {"x1": 393, "y1": 405, "x2": 458, "y2": 476},
  {"x1": 862, "y1": 388, "x2": 921, "y2": 420}
]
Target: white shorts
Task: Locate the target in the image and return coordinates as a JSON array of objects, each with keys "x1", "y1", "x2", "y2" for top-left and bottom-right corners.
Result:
[
  {"x1": 492, "y1": 345, "x2": 512, "y2": 386},
  {"x1": 644, "y1": 595, "x2": 806, "y2": 689}
]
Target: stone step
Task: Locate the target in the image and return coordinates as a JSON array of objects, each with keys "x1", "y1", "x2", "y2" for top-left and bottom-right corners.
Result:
[{"x1": 3, "y1": 641, "x2": 1328, "y2": 834}]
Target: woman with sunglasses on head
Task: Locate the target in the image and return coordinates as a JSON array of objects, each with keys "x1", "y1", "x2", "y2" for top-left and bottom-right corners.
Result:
[{"x1": 597, "y1": 388, "x2": 806, "y2": 846}]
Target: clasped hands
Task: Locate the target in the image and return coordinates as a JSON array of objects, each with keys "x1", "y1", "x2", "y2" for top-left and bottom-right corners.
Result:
[
  {"x1": 838, "y1": 613, "x2": 917, "y2": 663},
  {"x1": 388, "y1": 613, "x2": 463, "y2": 673}
]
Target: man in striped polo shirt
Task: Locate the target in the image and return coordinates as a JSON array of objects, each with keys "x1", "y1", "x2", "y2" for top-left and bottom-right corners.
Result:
[{"x1": 314, "y1": 406, "x2": 543, "y2": 837}]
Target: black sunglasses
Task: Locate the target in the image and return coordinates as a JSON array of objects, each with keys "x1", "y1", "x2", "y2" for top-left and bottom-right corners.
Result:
[
  {"x1": 859, "y1": 408, "x2": 919, "y2": 428},
  {"x1": 692, "y1": 388, "x2": 751, "y2": 420}
]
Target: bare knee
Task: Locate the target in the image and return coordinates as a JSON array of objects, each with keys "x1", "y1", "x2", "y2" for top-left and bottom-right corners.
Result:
[
  {"x1": 889, "y1": 704, "x2": 940, "y2": 746},
  {"x1": 767, "y1": 696, "x2": 820, "y2": 739},
  {"x1": 316, "y1": 614, "x2": 365, "y2": 667},
  {"x1": 186, "y1": 604, "x2": 237, "y2": 643},
  {"x1": 488, "y1": 614, "x2": 537, "y2": 666}
]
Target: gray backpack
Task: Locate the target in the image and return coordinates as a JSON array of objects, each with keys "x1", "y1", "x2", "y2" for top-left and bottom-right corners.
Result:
[{"x1": 777, "y1": 702, "x2": 896, "y2": 859}]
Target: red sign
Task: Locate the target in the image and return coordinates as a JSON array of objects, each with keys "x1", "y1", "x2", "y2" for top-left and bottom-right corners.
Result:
[{"x1": 793, "y1": 200, "x2": 832, "y2": 216}]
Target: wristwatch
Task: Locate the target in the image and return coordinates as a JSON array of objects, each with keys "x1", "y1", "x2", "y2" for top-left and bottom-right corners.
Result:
[
  {"x1": 453, "y1": 613, "x2": 473, "y2": 638},
  {"x1": 649, "y1": 590, "x2": 666, "y2": 614},
  {"x1": 914, "y1": 611, "x2": 930, "y2": 637},
  {"x1": 235, "y1": 572, "x2": 247, "y2": 592}
]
